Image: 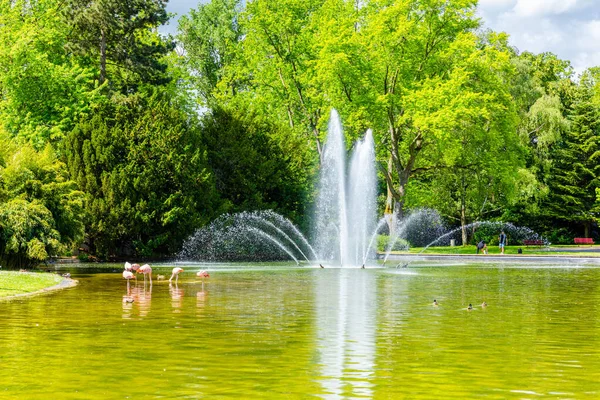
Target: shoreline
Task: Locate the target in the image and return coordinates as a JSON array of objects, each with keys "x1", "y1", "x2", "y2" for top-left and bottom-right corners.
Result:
[
  {"x1": 0, "y1": 277, "x2": 78, "y2": 302},
  {"x1": 381, "y1": 253, "x2": 600, "y2": 264}
]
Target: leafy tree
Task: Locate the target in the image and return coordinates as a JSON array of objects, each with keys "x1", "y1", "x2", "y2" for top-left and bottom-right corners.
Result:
[
  {"x1": 0, "y1": 137, "x2": 85, "y2": 269},
  {"x1": 177, "y1": 0, "x2": 243, "y2": 106},
  {"x1": 0, "y1": 0, "x2": 103, "y2": 146},
  {"x1": 63, "y1": 90, "x2": 219, "y2": 257}
]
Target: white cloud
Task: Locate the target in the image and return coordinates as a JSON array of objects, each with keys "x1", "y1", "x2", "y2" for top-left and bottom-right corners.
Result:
[
  {"x1": 512, "y1": 0, "x2": 578, "y2": 18},
  {"x1": 478, "y1": 0, "x2": 600, "y2": 74},
  {"x1": 478, "y1": 0, "x2": 516, "y2": 9}
]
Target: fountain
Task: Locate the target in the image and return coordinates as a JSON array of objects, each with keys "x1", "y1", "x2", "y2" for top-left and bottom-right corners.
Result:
[
  {"x1": 179, "y1": 110, "x2": 546, "y2": 267},
  {"x1": 180, "y1": 109, "x2": 379, "y2": 266},
  {"x1": 313, "y1": 110, "x2": 378, "y2": 266}
]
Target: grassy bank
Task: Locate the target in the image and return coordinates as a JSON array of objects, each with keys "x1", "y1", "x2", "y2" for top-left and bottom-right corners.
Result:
[
  {"x1": 0, "y1": 271, "x2": 64, "y2": 298},
  {"x1": 387, "y1": 245, "x2": 600, "y2": 256}
]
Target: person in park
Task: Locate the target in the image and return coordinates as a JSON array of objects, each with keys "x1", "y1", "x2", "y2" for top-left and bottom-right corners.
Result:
[
  {"x1": 476, "y1": 240, "x2": 488, "y2": 254},
  {"x1": 499, "y1": 231, "x2": 507, "y2": 255}
]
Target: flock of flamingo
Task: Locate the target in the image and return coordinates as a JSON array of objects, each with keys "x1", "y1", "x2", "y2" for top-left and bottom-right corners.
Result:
[{"x1": 122, "y1": 262, "x2": 210, "y2": 290}]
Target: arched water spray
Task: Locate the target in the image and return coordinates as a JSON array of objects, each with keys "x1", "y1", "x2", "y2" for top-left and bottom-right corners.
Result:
[
  {"x1": 244, "y1": 212, "x2": 311, "y2": 262},
  {"x1": 245, "y1": 227, "x2": 300, "y2": 265},
  {"x1": 260, "y1": 210, "x2": 319, "y2": 260},
  {"x1": 362, "y1": 217, "x2": 388, "y2": 266}
]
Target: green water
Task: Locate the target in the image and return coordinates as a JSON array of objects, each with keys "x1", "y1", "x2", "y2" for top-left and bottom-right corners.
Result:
[{"x1": 1, "y1": 262, "x2": 600, "y2": 398}]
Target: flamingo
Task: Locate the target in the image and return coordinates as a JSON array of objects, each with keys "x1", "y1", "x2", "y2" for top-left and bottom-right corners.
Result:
[
  {"x1": 131, "y1": 263, "x2": 140, "y2": 272},
  {"x1": 123, "y1": 270, "x2": 135, "y2": 292},
  {"x1": 124, "y1": 262, "x2": 132, "y2": 271},
  {"x1": 137, "y1": 264, "x2": 152, "y2": 283},
  {"x1": 197, "y1": 270, "x2": 209, "y2": 292},
  {"x1": 169, "y1": 267, "x2": 184, "y2": 284},
  {"x1": 197, "y1": 270, "x2": 209, "y2": 278}
]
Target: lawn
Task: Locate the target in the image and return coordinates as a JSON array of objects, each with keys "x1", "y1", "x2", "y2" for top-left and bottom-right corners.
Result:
[
  {"x1": 387, "y1": 245, "x2": 600, "y2": 257},
  {"x1": 0, "y1": 271, "x2": 64, "y2": 298}
]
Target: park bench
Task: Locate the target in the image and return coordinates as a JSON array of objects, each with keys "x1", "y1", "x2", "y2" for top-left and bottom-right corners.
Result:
[
  {"x1": 574, "y1": 237, "x2": 594, "y2": 246},
  {"x1": 523, "y1": 239, "x2": 544, "y2": 247}
]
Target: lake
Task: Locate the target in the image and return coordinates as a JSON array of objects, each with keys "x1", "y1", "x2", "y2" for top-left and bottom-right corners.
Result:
[{"x1": 1, "y1": 261, "x2": 600, "y2": 398}]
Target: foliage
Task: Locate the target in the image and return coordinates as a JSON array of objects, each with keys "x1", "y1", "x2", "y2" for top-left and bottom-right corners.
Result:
[
  {"x1": 200, "y1": 107, "x2": 312, "y2": 224},
  {"x1": 0, "y1": 138, "x2": 85, "y2": 269},
  {"x1": 177, "y1": 0, "x2": 243, "y2": 106},
  {"x1": 542, "y1": 86, "x2": 600, "y2": 237},
  {"x1": 0, "y1": 0, "x2": 104, "y2": 146},
  {"x1": 62, "y1": 0, "x2": 173, "y2": 91},
  {"x1": 63, "y1": 90, "x2": 219, "y2": 257}
]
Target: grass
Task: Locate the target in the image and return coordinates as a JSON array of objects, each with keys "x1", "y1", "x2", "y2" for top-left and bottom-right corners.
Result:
[
  {"x1": 0, "y1": 271, "x2": 63, "y2": 298},
  {"x1": 386, "y1": 245, "x2": 600, "y2": 257}
]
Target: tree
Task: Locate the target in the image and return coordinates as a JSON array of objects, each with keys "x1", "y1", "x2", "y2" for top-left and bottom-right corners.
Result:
[
  {"x1": 543, "y1": 85, "x2": 600, "y2": 237},
  {"x1": 62, "y1": 0, "x2": 173, "y2": 91},
  {"x1": 63, "y1": 90, "x2": 219, "y2": 257},
  {"x1": 177, "y1": 0, "x2": 243, "y2": 106},
  {"x1": 200, "y1": 107, "x2": 311, "y2": 223},
  {"x1": 0, "y1": 0, "x2": 103, "y2": 146},
  {"x1": 0, "y1": 138, "x2": 85, "y2": 269}
]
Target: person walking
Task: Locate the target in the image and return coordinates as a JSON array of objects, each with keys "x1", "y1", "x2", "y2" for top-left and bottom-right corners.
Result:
[{"x1": 499, "y1": 230, "x2": 507, "y2": 254}]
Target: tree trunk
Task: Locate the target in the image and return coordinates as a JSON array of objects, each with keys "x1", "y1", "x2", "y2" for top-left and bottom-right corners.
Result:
[
  {"x1": 99, "y1": 28, "x2": 107, "y2": 84},
  {"x1": 384, "y1": 157, "x2": 396, "y2": 235},
  {"x1": 584, "y1": 222, "x2": 591, "y2": 238}
]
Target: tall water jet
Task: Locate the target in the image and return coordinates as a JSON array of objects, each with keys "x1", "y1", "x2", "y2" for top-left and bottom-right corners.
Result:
[
  {"x1": 314, "y1": 110, "x2": 378, "y2": 266},
  {"x1": 348, "y1": 129, "x2": 378, "y2": 265}
]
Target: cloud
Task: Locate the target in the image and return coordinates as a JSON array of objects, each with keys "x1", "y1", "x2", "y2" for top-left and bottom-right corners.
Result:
[
  {"x1": 512, "y1": 0, "x2": 578, "y2": 17},
  {"x1": 478, "y1": 0, "x2": 600, "y2": 75}
]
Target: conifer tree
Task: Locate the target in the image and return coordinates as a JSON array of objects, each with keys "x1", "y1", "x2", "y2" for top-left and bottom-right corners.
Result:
[{"x1": 544, "y1": 89, "x2": 600, "y2": 237}]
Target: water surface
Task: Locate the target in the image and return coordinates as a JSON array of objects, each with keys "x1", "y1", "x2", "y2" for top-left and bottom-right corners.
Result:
[{"x1": 1, "y1": 262, "x2": 600, "y2": 398}]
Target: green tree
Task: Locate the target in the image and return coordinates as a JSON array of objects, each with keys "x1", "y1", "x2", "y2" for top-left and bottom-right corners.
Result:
[
  {"x1": 544, "y1": 84, "x2": 600, "y2": 237},
  {"x1": 62, "y1": 0, "x2": 173, "y2": 91},
  {"x1": 0, "y1": 0, "x2": 103, "y2": 146},
  {"x1": 0, "y1": 138, "x2": 85, "y2": 269},
  {"x1": 201, "y1": 107, "x2": 311, "y2": 222},
  {"x1": 64, "y1": 90, "x2": 219, "y2": 257},
  {"x1": 177, "y1": 0, "x2": 243, "y2": 106}
]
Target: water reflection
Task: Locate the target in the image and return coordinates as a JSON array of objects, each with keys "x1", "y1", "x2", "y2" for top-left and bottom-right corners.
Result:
[
  {"x1": 315, "y1": 269, "x2": 377, "y2": 399},
  {"x1": 170, "y1": 282, "x2": 184, "y2": 311},
  {"x1": 122, "y1": 281, "x2": 153, "y2": 319}
]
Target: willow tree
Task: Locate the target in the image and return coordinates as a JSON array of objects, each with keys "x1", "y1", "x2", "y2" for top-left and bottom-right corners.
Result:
[{"x1": 0, "y1": 138, "x2": 85, "y2": 269}]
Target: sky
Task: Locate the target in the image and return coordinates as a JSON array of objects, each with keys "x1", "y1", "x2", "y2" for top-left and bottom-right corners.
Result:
[{"x1": 163, "y1": 0, "x2": 600, "y2": 76}]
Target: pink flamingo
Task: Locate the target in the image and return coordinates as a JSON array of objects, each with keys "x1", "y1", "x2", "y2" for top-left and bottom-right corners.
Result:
[
  {"x1": 124, "y1": 262, "x2": 133, "y2": 271},
  {"x1": 169, "y1": 267, "x2": 184, "y2": 284},
  {"x1": 137, "y1": 264, "x2": 152, "y2": 283},
  {"x1": 123, "y1": 270, "x2": 135, "y2": 292},
  {"x1": 131, "y1": 263, "x2": 140, "y2": 272},
  {"x1": 197, "y1": 270, "x2": 209, "y2": 292}
]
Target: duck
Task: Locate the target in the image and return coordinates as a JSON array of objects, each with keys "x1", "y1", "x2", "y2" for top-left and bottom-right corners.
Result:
[
  {"x1": 481, "y1": 301, "x2": 487, "y2": 307},
  {"x1": 433, "y1": 299, "x2": 439, "y2": 306},
  {"x1": 467, "y1": 303, "x2": 473, "y2": 310}
]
